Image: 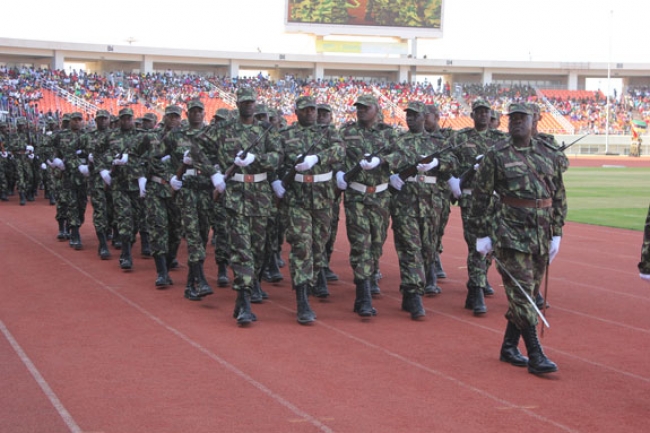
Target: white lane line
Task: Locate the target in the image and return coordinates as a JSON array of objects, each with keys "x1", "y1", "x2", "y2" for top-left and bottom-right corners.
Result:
[{"x1": 0, "y1": 320, "x2": 82, "y2": 433}]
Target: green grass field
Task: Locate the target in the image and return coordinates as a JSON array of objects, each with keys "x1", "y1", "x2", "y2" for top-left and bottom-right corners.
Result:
[{"x1": 564, "y1": 167, "x2": 650, "y2": 231}]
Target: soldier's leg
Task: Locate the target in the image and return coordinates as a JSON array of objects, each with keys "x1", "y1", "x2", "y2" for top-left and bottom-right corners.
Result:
[
  {"x1": 113, "y1": 189, "x2": 135, "y2": 270},
  {"x1": 461, "y1": 205, "x2": 487, "y2": 315},
  {"x1": 179, "y1": 190, "x2": 209, "y2": 300},
  {"x1": 286, "y1": 206, "x2": 317, "y2": 323},
  {"x1": 369, "y1": 197, "x2": 391, "y2": 296},
  {"x1": 146, "y1": 194, "x2": 173, "y2": 287},
  {"x1": 324, "y1": 195, "x2": 341, "y2": 281},
  {"x1": 392, "y1": 215, "x2": 426, "y2": 320},
  {"x1": 311, "y1": 206, "x2": 333, "y2": 299},
  {"x1": 213, "y1": 199, "x2": 230, "y2": 286},
  {"x1": 345, "y1": 201, "x2": 377, "y2": 317}
]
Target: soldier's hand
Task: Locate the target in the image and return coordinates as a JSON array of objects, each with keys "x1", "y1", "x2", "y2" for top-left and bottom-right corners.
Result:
[
  {"x1": 447, "y1": 176, "x2": 461, "y2": 199},
  {"x1": 53, "y1": 157, "x2": 65, "y2": 171},
  {"x1": 359, "y1": 154, "x2": 380, "y2": 171},
  {"x1": 640, "y1": 273, "x2": 650, "y2": 283},
  {"x1": 476, "y1": 237, "x2": 493, "y2": 257},
  {"x1": 138, "y1": 177, "x2": 147, "y2": 198},
  {"x1": 112, "y1": 154, "x2": 129, "y2": 166},
  {"x1": 389, "y1": 174, "x2": 404, "y2": 191},
  {"x1": 417, "y1": 156, "x2": 438, "y2": 172},
  {"x1": 40, "y1": 163, "x2": 47, "y2": 170},
  {"x1": 26, "y1": 145, "x2": 34, "y2": 153},
  {"x1": 161, "y1": 155, "x2": 171, "y2": 163},
  {"x1": 211, "y1": 172, "x2": 226, "y2": 193},
  {"x1": 27, "y1": 153, "x2": 35, "y2": 160},
  {"x1": 88, "y1": 153, "x2": 94, "y2": 163},
  {"x1": 271, "y1": 180, "x2": 285, "y2": 199},
  {"x1": 182, "y1": 150, "x2": 193, "y2": 165},
  {"x1": 336, "y1": 171, "x2": 347, "y2": 191},
  {"x1": 170, "y1": 175, "x2": 183, "y2": 191},
  {"x1": 78, "y1": 164, "x2": 90, "y2": 177},
  {"x1": 234, "y1": 151, "x2": 255, "y2": 167},
  {"x1": 549, "y1": 236, "x2": 561, "y2": 263},
  {"x1": 100, "y1": 170, "x2": 112, "y2": 186},
  {"x1": 0, "y1": 151, "x2": 7, "y2": 158},
  {"x1": 295, "y1": 155, "x2": 318, "y2": 172}
]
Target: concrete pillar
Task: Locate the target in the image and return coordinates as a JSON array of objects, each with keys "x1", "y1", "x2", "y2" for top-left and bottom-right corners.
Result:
[
  {"x1": 313, "y1": 63, "x2": 324, "y2": 80},
  {"x1": 568, "y1": 72, "x2": 578, "y2": 90},
  {"x1": 398, "y1": 65, "x2": 409, "y2": 83},
  {"x1": 229, "y1": 60, "x2": 239, "y2": 78},
  {"x1": 51, "y1": 50, "x2": 65, "y2": 71},
  {"x1": 141, "y1": 56, "x2": 154, "y2": 74},
  {"x1": 482, "y1": 69, "x2": 493, "y2": 85}
]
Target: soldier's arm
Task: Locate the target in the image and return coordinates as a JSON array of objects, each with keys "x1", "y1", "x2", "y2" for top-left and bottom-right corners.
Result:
[{"x1": 469, "y1": 149, "x2": 497, "y2": 238}]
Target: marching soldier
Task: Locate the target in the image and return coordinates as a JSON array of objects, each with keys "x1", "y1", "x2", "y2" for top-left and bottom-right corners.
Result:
[{"x1": 8, "y1": 117, "x2": 36, "y2": 205}]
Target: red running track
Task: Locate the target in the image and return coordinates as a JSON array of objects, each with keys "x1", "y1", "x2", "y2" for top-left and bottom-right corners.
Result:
[{"x1": 1, "y1": 159, "x2": 649, "y2": 433}]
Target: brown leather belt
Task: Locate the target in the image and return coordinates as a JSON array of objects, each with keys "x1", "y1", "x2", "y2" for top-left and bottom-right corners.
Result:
[{"x1": 501, "y1": 196, "x2": 552, "y2": 209}]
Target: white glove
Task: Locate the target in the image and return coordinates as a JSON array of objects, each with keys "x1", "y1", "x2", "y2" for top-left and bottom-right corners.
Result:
[
  {"x1": 389, "y1": 173, "x2": 404, "y2": 191},
  {"x1": 100, "y1": 169, "x2": 112, "y2": 186},
  {"x1": 473, "y1": 163, "x2": 480, "y2": 171},
  {"x1": 234, "y1": 151, "x2": 255, "y2": 167},
  {"x1": 271, "y1": 179, "x2": 285, "y2": 199},
  {"x1": 0, "y1": 151, "x2": 7, "y2": 158},
  {"x1": 27, "y1": 153, "x2": 35, "y2": 160},
  {"x1": 40, "y1": 162, "x2": 47, "y2": 170},
  {"x1": 161, "y1": 155, "x2": 171, "y2": 163},
  {"x1": 183, "y1": 150, "x2": 193, "y2": 165},
  {"x1": 447, "y1": 176, "x2": 461, "y2": 199},
  {"x1": 112, "y1": 153, "x2": 128, "y2": 166},
  {"x1": 46, "y1": 131, "x2": 52, "y2": 136},
  {"x1": 138, "y1": 177, "x2": 147, "y2": 198},
  {"x1": 336, "y1": 171, "x2": 347, "y2": 191},
  {"x1": 53, "y1": 157, "x2": 65, "y2": 170},
  {"x1": 640, "y1": 273, "x2": 650, "y2": 282},
  {"x1": 88, "y1": 153, "x2": 94, "y2": 163},
  {"x1": 295, "y1": 154, "x2": 318, "y2": 172},
  {"x1": 170, "y1": 175, "x2": 183, "y2": 191},
  {"x1": 549, "y1": 236, "x2": 561, "y2": 263},
  {"x1": 76, "y1": 149, "x2": 83, "y2": 155},
  {"x1": 359, "y1": 154, "x2": 380, "y2": 170},
  {"x1": 476, "y1": 237, "x2": 493, "y2": 257},
  {"x1": 211, "y1": 172, "x2": 226, "y2": 193},
  {"x1": 417, "y1": 156, "x2": 438, "y2": 172},
  {"x1": 46, "y1": 159, "x2": 55, "y2": 168},
  {"x1": 78, "y1": 164, "x2": 90, "y2": 177},
  {"x1": 26, "y1": 145, "x2": 34, "y2": 153}
]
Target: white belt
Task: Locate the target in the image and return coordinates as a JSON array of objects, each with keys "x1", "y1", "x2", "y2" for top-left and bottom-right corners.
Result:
[
  {"x1": 349, "y1": 182, "x2": 389, "y2": 194},
  {"x1": 462, "y1": 188, "x2": 472, "y2": 195},
  {"x1": 407, "y1": 175, "x2": 437, "y2": 184},
  {"x1": 295, "y1": 171, "x2": 332, "y2": 183},
  {"x1": 231, "y1": 172, "x2": 268, "y2": 183},
  {"x1": 184, "y1": 168, "x2": 198, "y2": 177},
  {"x1": 151, "y1": 176, "x2": 168, "y2": 185}
]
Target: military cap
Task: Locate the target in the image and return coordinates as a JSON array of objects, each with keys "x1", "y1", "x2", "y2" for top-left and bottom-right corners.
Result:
[
  {"x1": 95, "y1": 109, "x2": 110, "y2": 119},
  {"x1": 165, "y1": 105, "x2": 183, "y2": 116},
  {"x1": 187, "y1": 99, "x2": 205, "y2": 110},
  {"x1": 236, "y1": 87, "x2": 256, "y2": 103},
  {"x1": 70, "y1": 112, "x2": 84, "y2": 120},
  {"x1": 16, "y1": 117, "x2": 28, "y2": 125},
  {"x1": 526, "y1": 103, "x2": 540, "y2": 114},
  {"x1": 134, "y1": 117, "x2": 143, "y2": 124},
  {"x1": 404, "y1": 101, "x2": 426, "y2": 113},
  {"x1": 507, "y1": 103, "x2": 532, "y2": 116},
  {"x1": 214, "y1": 108, "x2": 230, "y2": 120},
  {"x1": 490, "y1": 109, "x2": 500, "y2": 119},
  {"x1": 118, "y1": 107, "x2": 134, "y2": 118},
  {"x1": 354, "y1": 94, "x2": 379, "y2": 107},
  {"x1": 144, "y1": 113, "x2": 158, "y2": 123},
  {"x1": 317, "y1": 103, "x2": 332, "y2": 112},
  {"x1": 295, "y1": 96, "x2": 317, "y2": 110},
  {"x1": 62, "y1": 114, "x2": 71, "y2": 121},
  {"x1": 255, "y1": 104, "x2": 271, "y2": 114},
  {"x1": 471, "y1": 99, "x2": 491, "y2": 111},
  {"x1": 47, "y1": 118, "x2": 58, "y2": 124},
  {"x1": 110, "y1": 115, "x2": 119, "y2": 123}
]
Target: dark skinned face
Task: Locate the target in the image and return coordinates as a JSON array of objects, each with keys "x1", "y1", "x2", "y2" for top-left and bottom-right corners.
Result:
[
  {"x1": 95, "y1": 117, "x2": 109, "y2": 131},
  {"x1": 237, "y1": 100, "x2": 256, "y2": 119},
  {"x1": 508, "y1": 112, "x2": 533, "y2": 143},
  {"x1": 355, "y1": 103, "x2": 378, "y2": 126},
  {"x1": 317, "y1": 109, "x2": 332, "y2": 125},
  {"x1": 406, "y1": 110, "x2": 425, "y2": 133},
  {"x1": 70, "y1": 118, "x2": 83, "y2": 131},
  {"x1": 120, "y1": 115, "x2": 134, "y2": 131},
  {"x1": 471, "y1": 107, "x2": 490, "y2": 131},
  {"x1": 296, "y1": 106, "x2": 317, "y2": 127},
  {"x1": 164, "y1": 113, "x2": 181, "y2": 130}
]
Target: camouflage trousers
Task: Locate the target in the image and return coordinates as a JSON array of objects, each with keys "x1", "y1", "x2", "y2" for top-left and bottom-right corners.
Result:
[
  {"x1": 391, "y1": 211, "x2": 441, "y2": 294},
  {"x1": 53, "y1": 172, "x2": 67, "y2": 222},
  {"x1": 15, "y1": 157, "x2": 34, "y2": 194},
  {"x1": 495, "y1": 247, "x2": 547, "y2": 329},
  {"x1": 326, "y1": 195, "x2": 342, "y2": 262},
  {"x1": 112, "y1": 189, "x2": 142, "y2": 241},
  {"x1": 177, "y1": 188, "x2": 213, "y2": 263},
  {"x1": 226, "y1": 209, "x2": 268, "y2": 292},
  {"x1": 89, "y1": 178, "x2": 114, "y2": 233},
  {"x1": 344, "y1": 195, "x2": 391, "y2": 282},
  {"x1": 639, "y1": 205, "x2": 650, "y2": 273},
  {"x1": 213, "y1": 198, "x2": 230, "y2": 263},
  {"x1": 437, "y1": 195, "x2": 451, "y2": 254},
  {"x1": 285, "y1": 206, "x2": 332, "y2": 287},
  {"x1": 264, "y1": 205, "x2": 280, "y2": 261},
  {"x1": 61, "y1": 178, "x2": 88, "y2": 227},
  {"x1": 0, "y1": 157, "x2": 8, "y2": 192},
  {"x1": 145, "y1": 193, "x2": 181, "y2": 258},
  {"x1": 460, "y1": 203, "x2": 489, "y2": 290}
]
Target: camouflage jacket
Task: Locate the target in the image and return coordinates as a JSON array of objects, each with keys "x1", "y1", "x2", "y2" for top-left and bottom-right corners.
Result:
[
  {"x1": 469, "y1": 137, "x2": 567, "y2": 255},
  {"x1": 339, "y1": 121, "x2": 398, "y2": 203},
  {"x1": 535, "y1": 132, "x2": 570, "y2": 173},
  {"x1": 163, "y1": 126, "x2": 218, "y2": 195},
  {"x1": 206, "y1": 119, "x2": 281, "y2": 217},
  {"x1": 80, "y1": 128, "x2": 112, "y2": 189},
  {"x1": 639, "y1": 205, "x2": 650, "y2": 274},
  {"x1": 53, "y1": 129, "x2": 88, "y2": 187},
  {"x1": 276, "y1": 123, "x2": 344, "y2": 209},
  {"x1": 96, "y1": 128, "x2": 146, "y2": 192},
  {"x1": 384, "y1": 130, "x2": 458, "y2": 217}
]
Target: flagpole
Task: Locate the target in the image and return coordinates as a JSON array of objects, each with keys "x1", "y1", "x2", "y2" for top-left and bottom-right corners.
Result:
[{"x1": 605, "y1": 10, "x2": 613, "y2": 154}]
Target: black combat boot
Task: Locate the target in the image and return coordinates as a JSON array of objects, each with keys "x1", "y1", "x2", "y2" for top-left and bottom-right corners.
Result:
[
  {"x1": 96, "y1": 230, "x2": 111, "y2": 260},
  {"x1": 536, "y1": 293, "x2": 550, "y2": 309},
  {"x1": 434, "y1": 253, "x2": 446, "y2": 279},
  {"x1": 521, "y1": 325, "x2": 558, "y2": 374},
  {"x1": 262, "y1": 253, "x2": 283, "y2": 283},
  {"x1": 140, "y1": 232, "x2": 151, "y2": 257},
  {"x1": 57, "y1": 219, "x2": 66, "y2": 241},
  {"x1": 111, "y1": 226, "x2": 121, "y2": 250},
  {"x1": 250, "y1": 280, "x2": 264, "y2": 304},
  {"x1": 184, "y1": 265, "x2": 201, "y2": 301},
  {"x1": 369, "y1": 274, "x2": 381, "y2": 297},
  {"x1": 402, "y1": 290, "x2": 426, "y2": 321},
  {"x1": 0, "y1": 191, "x2": 8, "y2": 201},
  {"x1": 69, "y1": 226, "x2": 82, "y2": 250},
  {"x1": 424, "y1": 263, "x2": 442, "y2": 296},
  {"x1": 275, "y1": 250, "x2": 285, "y2": 268},
  {"x1": 311, "y1": 268, "x2": 330, "y2": 299},
  {"x1": 466, "y1": 286, "x2": 487, "y2": 315},
  {"x1": 194, "y1": 260, "x2": 213, "y2": 297},
  {"x1": 119, "y1": 235, "x2": 133, "y2": 270},
  {"x1": 499, "y1": 321, "x2": 529, "y2": 367},
  {"x1": 166, "y1": 243, "x2": 180, "y2": 270},
  {"x1": 217, "y1": 260, "x2": 230, "y2": 287},
  {"x1": 483, "y1": 282, "x2": 495, "y2": 296},
  {"x1": 235, "y1": 289, "x2": 256, "y2": 325},
  {"x1": 19, "y1": 192, "x2": 26, "y2": 206},
  {"x1": 323, "y1": 265, "x2": 339, "y2": 281},
  {"x1": 353, "y1": 279, "x2": 376, "y2": 317},
  {"x1": 26, "y1": 191, "x2": 34, "y2": 202},
  {"x1": 154, "y1": 254, "x2": 173, "y2": 287},
  {"x1": 295, "y1": 284, "x2": 316, "y2": 325}
]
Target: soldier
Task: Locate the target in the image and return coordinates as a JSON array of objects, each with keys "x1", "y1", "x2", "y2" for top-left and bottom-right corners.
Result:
[
  {"x1": 206, "y1": 87, "x2": 281, "y2": 325},
  {"x1": 142, "y1": 113, "x2": 158, "y2": 131},
  {"x1": 386, "y1": 101, "x2": 458, "y2": 319},
  {"x1": 271, "y1": 96, "x2": 344, "y2": 324},
  {"x1": 0, "y1": 122, "x2": 10, "y2": 201},
  {"x1": 51, "y1": 112, "x2": 89, "y2": 250},
  {"x1": 38, "y1": 119, "x2": 59, "y2": 206},
  {"x1": 447, "y1": 99, "x2": 506, "y2": 315},
  {"x1": 168, "y1": 100, "x2": 219, "y2": 301},
  {"x1": 336, "y1": 94, "x2": 398, "y2": 318},
  {"x1": 470, "y1": 102, "x2": 566, "y2": 375},
  {"x1": 639, "y1": 204, "x2": 650, "y2": 283},
  {"x1": 82, "y1": 110, "x2": 114, "y2": 259},
  {"x1": 318, "y1": 103, "x2": 341, "y2": 282},
  {"x1": 490, "y1": 110, "x2": 502, "y2": 130},
  {"x1": 50, "y1": 114, "x2": 71, "y2": 240},
  {"x1": 8, "y1": 117, "x2": 36, "y2": 205}
]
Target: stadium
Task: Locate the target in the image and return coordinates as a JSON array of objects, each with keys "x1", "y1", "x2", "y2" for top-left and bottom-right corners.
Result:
[{"x1": 1, "y1": 1, "x2": 649, "y2": 432}]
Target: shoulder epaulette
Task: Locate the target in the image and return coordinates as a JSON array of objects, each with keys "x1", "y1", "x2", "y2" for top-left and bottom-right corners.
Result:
[{"x1": 494, "y1": 137, "x2": 511, "y2": 151}]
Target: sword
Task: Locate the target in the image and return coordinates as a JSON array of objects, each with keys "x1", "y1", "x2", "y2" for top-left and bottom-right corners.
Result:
[{"x1": 492, "y1": 255, "x2": 550, "y2": 328}]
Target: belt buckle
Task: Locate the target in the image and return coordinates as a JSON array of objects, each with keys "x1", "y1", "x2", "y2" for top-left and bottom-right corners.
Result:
[
  {"x1": 366, "y1": 185, "x2": 376, "y2": 194},
  {"x1": 244, "y1": 174, "x2": 254, "y2": 183},
  {"x1": 304, "y1": 174, "x2": 313, "y2": 183},
  {"x1": 535, "y1": 199, "x2": 542, "y2": 208},
  {"x1": 417, "y1": 174, "x2": 425, "y2": 182}
]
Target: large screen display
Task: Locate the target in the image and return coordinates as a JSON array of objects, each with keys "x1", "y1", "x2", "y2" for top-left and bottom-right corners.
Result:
[{"x1": 285, "y1": 0, "x2": 443, "y2": 38}]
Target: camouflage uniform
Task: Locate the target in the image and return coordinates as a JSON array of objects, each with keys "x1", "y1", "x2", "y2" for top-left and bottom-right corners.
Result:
[
  {"x1": 338, "y1": 94, "x2": 399, "y2": 316},
  {"x1": 8, "y1": 118, "x2": 35, "y2": 204},
  {"x1": 274, "y1": 96, "x2": 344, "y2": 323},
  {"x1": 469, "y1": 103, "x2": 566, "y2": 374},
  {"x1": 211, "y1": 109, "x2": 232, "y2": 287},
  {"x1": 0, "y1": 122, "x2": 10, "y2": 200},
  {"x1": 448, "y1": 99, "x2": 507, "y2": 312},
  {"x1": 639, "y1": 204, "x2": 650, "y2": 275}
]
